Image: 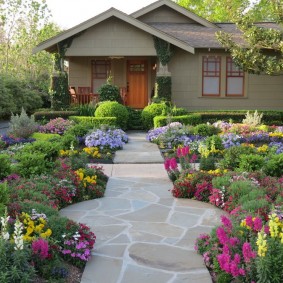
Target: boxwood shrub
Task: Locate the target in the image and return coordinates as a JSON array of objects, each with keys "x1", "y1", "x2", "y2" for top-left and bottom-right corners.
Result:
[
  {"x1": 34, "y1": 111, "x2": 78, "y2": 122},
  {"x1": 153, "y1": 114, "x2": 202, "y2": 128},
  {"x1": 69, "y1": 116, "x2": 117, "y2": 128},
  {"x1": 94, "y1": 101, "x2": 129, "y2": 130}
]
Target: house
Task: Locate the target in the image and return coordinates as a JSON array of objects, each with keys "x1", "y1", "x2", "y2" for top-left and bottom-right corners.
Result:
[{"x1": 34, "y1": 0, "x2": 283, "y2": 110}]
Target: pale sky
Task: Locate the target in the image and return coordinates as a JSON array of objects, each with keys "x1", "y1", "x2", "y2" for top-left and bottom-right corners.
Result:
[{"x1": 45, "y1": 0, "x2": 157, "y2": 29}]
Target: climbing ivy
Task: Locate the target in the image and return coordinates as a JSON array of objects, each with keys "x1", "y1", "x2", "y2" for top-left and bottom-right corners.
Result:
[
  {"x1": 155, "y1": 76, "x2": 172, "y2": 102},
  {"x1": 153, "y1": 37, "x2": 174, "y2": 66}
]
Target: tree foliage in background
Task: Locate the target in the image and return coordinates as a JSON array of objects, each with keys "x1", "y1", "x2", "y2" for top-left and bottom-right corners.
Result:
[
  {"x1": 216, "y1": 0, "x2": 283, "y2": 75},
  {"x1": 173, "y1": 0, "x2": 279, "y2": 22},
  {"x1": 0, "y1": 0, "x2": 61, "y2": 109}
]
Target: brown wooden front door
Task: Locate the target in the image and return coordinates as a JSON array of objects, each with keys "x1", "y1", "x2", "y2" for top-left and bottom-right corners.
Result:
[{"x1": 127, "y1": 60, "x2": 148, "y2": 108}]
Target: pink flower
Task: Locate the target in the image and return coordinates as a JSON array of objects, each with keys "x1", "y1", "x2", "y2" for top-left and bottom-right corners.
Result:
[
  {"x1": 170, "y1": 158, "x2": 178, "y2": 170},
  {"x1": 216, "y1": 227, "x2": 229, "y2": 245},
  {"x1": 181, "y1": 146, "x2": 190, "y2": 156},
  {"x1": 164, "y1": 159, "x2": 171, "y2": 171},
  {"x1": 245, "y1": 216, "x2": 253, "y2": 228},
  {"x1": 253, "y1": 217, "x2": 263, "y2": 232},
  {"x1": 242, "y1": 242, "x2": 256, "y2": 263},
  {"x1": 32, "y1": 238, "x2": 49, "y2": 259},
  {"x1": 221, "y1": 215, "x2": 233, "y2": 231}
]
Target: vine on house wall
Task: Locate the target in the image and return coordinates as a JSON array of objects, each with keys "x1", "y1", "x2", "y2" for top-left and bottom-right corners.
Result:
[
  {"x1": 153, "y1": 36, "x2": 174, "y2": 66},
  {"x1": 51, "y1": 39, "x2": 73, "y2": 110},
  {"x1": 153, "y1": 37, "x2": 174, "y2": 102}
]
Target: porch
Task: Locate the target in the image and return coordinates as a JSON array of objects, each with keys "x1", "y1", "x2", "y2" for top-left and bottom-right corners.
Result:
[{"x1": 67, "y1": 56, "x2": 157, "y2": 108}]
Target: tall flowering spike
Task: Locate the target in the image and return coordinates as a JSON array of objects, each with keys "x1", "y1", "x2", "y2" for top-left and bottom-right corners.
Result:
[
  {"x1": 164, "y1": 159, "x2": 171, "y2": 171},
  {"x1": 242, "y1": 242, "x2": 256, "y2": 263},
  {"x1": 170, "y1": 158, "x2": 178, "y2": 170},
  {"x1": 221, "y1": 215, "x2": 232, "y2": 231},
  {"x1": 256, "y1": 231, "x2": 267, "y2": 257},
  {"x1": 14, "y1": 218, "x2": 24, "y2": 250},
  {"x1": 182, "y1": 146, "x2": 190, "y2": 156},
  {"x1": 1, "y1": 209, "x2": 10, "y2": 240}
]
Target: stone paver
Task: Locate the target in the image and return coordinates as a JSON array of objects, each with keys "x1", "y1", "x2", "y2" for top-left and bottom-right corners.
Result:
[{"x1": 60, "y1": 132, "x2": 224, "y2": 283}]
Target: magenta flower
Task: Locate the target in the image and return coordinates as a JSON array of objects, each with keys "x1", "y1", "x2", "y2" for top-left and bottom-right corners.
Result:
[
  {"x1": 253, "y1": 217, "x2": 263, "y2": 232},
  {"x1": 221, "y1": 215, "x2": 233, "y2": 231},
  {"x1": 164, "y1": 159, "x2": 171, "y2": 171},
  {"x1": 245, "y1": 216, "x2": 253, "y2": 228},
  {"x1": 170, "y1": 158, "x2": 178, "y2": 170},
  {"x1": 242, "y1": 242, "x2": 256, "y2": 263},
  {"x1": 216, "y1": 227, "x2": 229, "y2": 245},
  {"x1": 32, "y1": 238, "x2": 49, "y2": 259}
]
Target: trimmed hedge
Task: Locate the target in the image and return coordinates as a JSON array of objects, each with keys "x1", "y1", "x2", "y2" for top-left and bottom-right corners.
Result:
[
  {"x1": 34, "y1": 111, "x2": 78, "y2": 122},
  {"x1": 69, "y1": 116, "x2": 117, "y2": 127},
  {"x1": 154, "y1": 114, "x2": 202, "y2": 128},
  {"x1": 189, "y1": 110, "x2": 283, "y2": 125}
]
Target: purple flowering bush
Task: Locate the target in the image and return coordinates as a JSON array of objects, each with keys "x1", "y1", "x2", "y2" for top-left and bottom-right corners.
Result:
[
  {"x1": 85, "y1": 128, "x2": 128, "y2": 150},
  {"x1": 39, "y1": 118, "x2": 74, "y2": 135}
]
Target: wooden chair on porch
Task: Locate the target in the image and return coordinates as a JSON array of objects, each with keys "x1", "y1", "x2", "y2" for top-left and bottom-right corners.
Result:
[
  {"x1": 77, "y1": 87, "x2": 97, "y2": 104},
  {"x1": 69, "y1": 86, "x2": 77, "y2": 104},
  {"x1": 119, "y1": 87, "x2": 127, "y2": 105}
]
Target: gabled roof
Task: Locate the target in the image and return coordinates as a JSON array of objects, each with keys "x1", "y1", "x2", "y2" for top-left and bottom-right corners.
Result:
[
  {"x1": 33, "y1": 7, "x2": 195, "y2": 54},
  {"x1": 131, "y1": 0, "x2": 218, "y2": 28}
]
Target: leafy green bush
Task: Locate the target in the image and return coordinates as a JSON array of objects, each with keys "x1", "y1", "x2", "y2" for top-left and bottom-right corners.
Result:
[
  {"x1": 0, "y1": 154, "x2": 11, "y2": 180},
  {"x1": 126, "y1": 107, "x2": 143, "y2": 130},
  {"x1": 59, "y1": 134, "x2": 79, "y2": 150},
  {"x1": 65, "y1": 123, "x2": 91, "y2": 137},
  {"x1": 220, "y1": 145, "x2": 256, "y2": 170},
  {"x1": 205, "y1": 135, "x2": 224, "y2": 151},
  {"x1": 171, "y1": 106, "x2": 189, "y2": 116},
  {"x1": 95, "y1": 101, "x2": 129, "y2": 130},
  {"x1": 98, "y1": 83, "x2": 122, "y2": 103},
  {"x1": 0, "y1": 182, "x2": 9, "y2": 216},
  {"x1": 141, "y1": 103, "x2": 169, "y2": 130},
  {"x1": 238, "y1": 154, "x2": 265, "y2": 172},
  {"x1": 154, "y1": 114, "x2": 202, "y2": 128},
  {"x1": 31, "y1": 132, "x2": 61, "y2": 141},
  {"x1": 199, "y1": 156, "x2": 216, "y2": 171},
  {"x1": 263, "y1": 153, "x2": 283, "y2": 177},
  {"x1": 7, "y1": 108, "x2": 39, "y2": 138},
  {"x1": 69, "y1": 116, "x2": 117, "y2": 128},
  {"x1": 0, "y1": 75, "x2": 43, "y2": 119},
  {"x1": 13, "y1": 152, "x2": 52, "y2": 177},
  {"x1": 33, "y1": 111, "x2": 78, "y2": 122},
  {"x1": 19, "y1": 140, "x2": 60, "y2": 161},
  {"x1": 76, "y1": 104, "x2": 96, "y2": 116},
  {"x1": 193, "y1": 124, "x2": 220, "y2": 137}
]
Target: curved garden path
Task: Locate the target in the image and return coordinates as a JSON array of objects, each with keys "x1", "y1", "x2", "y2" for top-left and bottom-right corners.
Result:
[{"x1": 60, "y1": 132, "x2": 223, "y2": 283}]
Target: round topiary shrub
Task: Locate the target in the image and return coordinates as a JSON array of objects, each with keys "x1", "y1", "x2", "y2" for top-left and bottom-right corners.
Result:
[
  {"x1": 98, "y1": 83, "x2": 122, "y2": 103},
  {"x1": 141, "y1": 103, "x2": 169, "y2": 130},
  {"x1": 95, "y1": 101, "x2": 129, "y2": 130}
]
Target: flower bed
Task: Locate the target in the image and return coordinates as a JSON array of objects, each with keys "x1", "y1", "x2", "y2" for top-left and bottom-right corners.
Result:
[
  {"x1": 148, "y1": 119, "x2": 283, "y2": 282},
  {"x1": 0, "y1": 121, "x2": 129, "y2": 282}
]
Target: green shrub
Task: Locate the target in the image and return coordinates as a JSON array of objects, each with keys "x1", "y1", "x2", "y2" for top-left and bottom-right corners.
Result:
[
  {"x1": 33, "y1": 110, "x2": 78, "y2": 122},
  {"x1": 238, "y1": 154, "x2": 265, "y2": 172},
  {"x1": 65, "y1": 123, "x2": 91, "y2": 137},
  {"x1": 51, "y1": 71, "x2": 70, "y2": 110},
  {"x1": 220, "y1": 145, "x2": 256, "y2": 170},
  {"x1": 205, "y1": 135, "x2": 224, "y2": 151},
  {"x1": 13, "y1": 152, "x2": 52, "y2": 177},
  {"x1": 0, "y1": 154, "x2": 11, "y2": 180},
  {"x1": 60, "y1": 133, "x2": 79, "y2": 150},
  {"x1": 155, "y1": 76, "x2": 172, "y2": 101},
  {"x1": 31, "y1": 132, "x2": 61, "y2": 141},
  {"x1": 171, "y1": 106, "x2": 189, "y2": 116},
  {"x1": 95, "y1": 101, "x2": 129, "y2": 130},
  {"x1": 69, "y1": 116, "x2": 117, "y2": 128},
  {"x1": 7, "y1": 108, "x2": 39, "y2": 138},
  {"x1": 76, "y1": 103, "x2": 96, "y2": 116},
  {"x1": 126, "y1": 107, "x2": 143, "y2": 130},
  {"x1": 98, "y1": 83, "x2": 122, "y2": 103},
  {"x1": 19, "y1": 201, "x2": 59, "y2": 218},
  {"x1": 193, "y1": 124, "x2": 220, "y2": 137},
  {"x1": 263, "y1": 153, "x2": 283, "y2": 177},
  {"x1": 141, "y1": 103, "x2": 169, "y2": 130},
  {"x1": 199, "y1": 156, "x2": 216, "y2": 171},
  {"x1": 0, "y1": 182, "x2": 9, "y2": 216},
  {"x1": 153, "y1": 114, "x2": 202, "y2": 128},
  {"x1": 19, "y1": 140, "x2": 60, "y2": 161}
]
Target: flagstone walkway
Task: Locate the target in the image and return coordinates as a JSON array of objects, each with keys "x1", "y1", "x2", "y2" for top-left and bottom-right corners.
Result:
[{"x1": 60, "y1": 132, "x2": 223, "y2": 283}]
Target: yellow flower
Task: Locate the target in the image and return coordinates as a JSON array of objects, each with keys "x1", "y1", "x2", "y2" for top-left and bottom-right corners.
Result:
[
  {"x1": 257, "y1": 144, "x2": 269, "y2": 153},
  {"x1": 34, "y1": 224, "x2": 44, "y2": 233},
  {"x1": 256, "y1": 231, "x2": 267, "y2": 257},
  {"x1": 40, "y1": 228, "x2": 52, "y2": 238},
  {"x1": 269, "y1": 132, "x2": 283, "y2": 138}
]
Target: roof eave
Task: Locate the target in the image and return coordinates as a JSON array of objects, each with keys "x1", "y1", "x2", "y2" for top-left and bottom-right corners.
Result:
[
  {"x1": 34, "y1": 8, "x2": 195, "y2": 55},
  {"x1": 131, "y1": 0, "x2": 218, "y2": 29}
]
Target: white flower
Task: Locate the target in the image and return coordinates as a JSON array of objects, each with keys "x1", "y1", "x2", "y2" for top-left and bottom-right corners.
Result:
[{"x1": 14, "y1": 218, "x2": 24, "y2": 250}]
